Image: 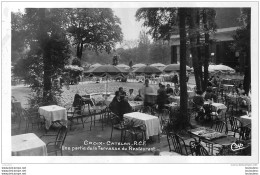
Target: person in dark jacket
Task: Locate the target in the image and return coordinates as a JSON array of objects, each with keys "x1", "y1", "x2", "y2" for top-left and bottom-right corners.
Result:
[
  {"x1": 109, "y1": 91, "x2": 132, "y2": 122},
  {"x1": 193, "y1": 90, "x2": 205, "y2": 121},
  {"x1": 73, "y1": 93, "x2": 83, "y2": 109},
  {"x1": 157, "y1": 85, "x2": 168, "y2": 112}
]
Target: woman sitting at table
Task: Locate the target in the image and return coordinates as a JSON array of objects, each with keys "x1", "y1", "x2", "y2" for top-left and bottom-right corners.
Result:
[
  {"x1": 127, "y1": 89, "x2": 135, "y2": 101},
  {"x1": 73, "y1": 93, "x2": 83, "y2": 109},
  {"x1": 237, "y1": 83, "x2": 246, "y2": 95},
  {"x1": 173, "y1": 84, "x2": 180, "y2": 96},
  {"x1": 157, "y1": 85, "x2": 169, "y2": 112}
]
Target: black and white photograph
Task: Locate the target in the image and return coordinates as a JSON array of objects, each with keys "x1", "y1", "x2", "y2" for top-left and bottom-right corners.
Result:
[{"x1": 1, "y1": 1, "x2": 259, "y2": 174}]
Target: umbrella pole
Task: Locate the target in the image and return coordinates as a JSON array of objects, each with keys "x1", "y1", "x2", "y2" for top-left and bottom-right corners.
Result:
[{"x1": 105, "y1": 74, "x2": 108, "y2": 100}]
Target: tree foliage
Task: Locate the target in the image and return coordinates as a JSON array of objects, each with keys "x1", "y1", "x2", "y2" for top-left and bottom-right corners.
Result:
[
  {"x1": 232, "y1": 8, "x2": 251, "y2": 94},
  {"x1": 64, "y1": 8, "x2": 123, "y2": 59},
  {"x1": 12, "y1": 8, "x2": 71, "y2": 107}
]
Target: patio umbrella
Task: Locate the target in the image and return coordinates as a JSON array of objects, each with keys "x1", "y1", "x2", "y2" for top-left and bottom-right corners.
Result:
[
  {"x1": 162, "y1": 64, "x2": 191, "y2": 72},
  {"x1": 132, "y1": 63, "x2": 146, "y2": 69},
  {"x1": 133, "y1": 65, "x2": 162, "y2": 75},
  {"x1": 150, "y1": 63, "x2": 166, "y2": 68},
  {"x1": 214, "y1": 65, "x2": 235, "y2": 72},
  {"x1": 85, "y1": 65, "x2": 128, "y2": 96},
  {"x1": 116, "y1": 64, "x2": 130, "y2": 69},
  {"x1": 90, "y1": 63, "x2": 102, "y2": 68}
]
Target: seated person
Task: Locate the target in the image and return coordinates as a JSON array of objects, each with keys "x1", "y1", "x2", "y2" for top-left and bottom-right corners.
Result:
[
  {"x1": 237, "y1": 83, "x2": 245, "y2": 95},
  {"x1": 173, "y1": 84, "x2": 180, "y2": 96},
  {"x1": 119, "y1": 87, "x2": 127, "y2": 96},
  {"x1": 73, "y1": 92, "x2": 83, "y2": 109},
  {"x1": 166, "y1": 84, "x2": 173, "y2": 95},
  {"x1": 157, "y1": 85, "x2": 168, "y2": 112},
  {"x1": 127, "y1": 89, "x2": 135, "y2": 101},
  {"x1": 204, "y1": 87, "x2": 213, "y2": 101},
  {"x1": 193, "y1": 90, "x2": 205, "y2": 121},
  {"x1": 109, "y1": 91, "x2": 132, "y2": 122}
]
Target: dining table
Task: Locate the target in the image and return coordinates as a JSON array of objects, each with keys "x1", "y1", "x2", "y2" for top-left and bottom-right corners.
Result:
[
  {"x1": 38, "y1": 105, "x2": 67, "y2": 129},
  {"x1": 168, "y1": 96, "x2": 180, "y2": 105},
  {"x1": 123, "y1": 112, "x2": 161, "y2": 140},
  {"x1": 188, "y1": 127, "x2": 237, "y2": 155},
  {"x1": 12, "y1": 133, "x2": 48, "y2": 156}
]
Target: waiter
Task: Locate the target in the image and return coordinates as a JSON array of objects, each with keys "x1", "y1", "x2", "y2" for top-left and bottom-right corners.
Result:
[{"x1": 138, "y1": 79, "x2": 155, "y2": 106}]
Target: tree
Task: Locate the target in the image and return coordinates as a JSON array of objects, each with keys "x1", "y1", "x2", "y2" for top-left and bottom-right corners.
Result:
[
  {"x1": 129, "y1": 60, "x2": 133, "y2": 69},
  {"x1": 11, "y1": 11, "x2": 27, "y2": 63},
  {"x1": 64, "y1": 8, "x2": 123, "y2": 60},
  {"x1": 232, "y1": 8, "x2": 251, "y2": 94},
  {"x1": 137, "y1": 30, "x2": 150, "y2": 61},
  {"x1": 12, "y1": 8, "x2": 70, "y2": 106},
  {"x1": 178, "y1": 8, "x2": 189, "y2": 128},
  {"x1": 71, "y1": 57, "x2": 81, "y2": 67},
  {"x1": 136, "y1": 8, "x2": 189, "y2": 129}
]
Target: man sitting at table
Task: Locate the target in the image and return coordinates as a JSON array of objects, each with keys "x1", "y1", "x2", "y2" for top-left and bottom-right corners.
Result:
[
  {"x1": 173, "y1": 84, "x2": 180, "y2": 96},
  {"x1": 139, "y1": 79, "x2": 155, "y2": 106},
  {"x1": 109, "y1": 91, "x2": 132, "y2": 122},
  {"x1": 193, "y1": 90, "x2": 205, "y2": 121},
  {"x1": 166, "y1": 84, "x2": 173, "y2": 95},
  {"x1": 119, "y1": 87, "x2": 127, "y2": 96}
]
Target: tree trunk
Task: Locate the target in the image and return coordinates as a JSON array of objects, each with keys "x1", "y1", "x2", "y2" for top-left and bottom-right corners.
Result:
[
  {"x1": 243, "y1": 50, "x2": 250, "y2": 94},
  {"x1": 76, "y1": 42, "x2": 83, "y2": 60},
  {"x1": 190, "y1": 8, "x2": 202, "y2": 91},
  {"x1": 203, "y1": 10, "x2": 209, "y2": 91},
  {"x1": 203, "y1": 33, "x2": 210, "y2": 91},
  {"x1": 39, "y1": 8, "x2": 52, "y2": 104},
  {"x1": 178, "y1": 8, "x2": 189, "y2": 128}
]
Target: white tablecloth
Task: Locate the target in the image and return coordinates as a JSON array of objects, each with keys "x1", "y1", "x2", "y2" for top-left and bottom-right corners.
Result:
[
  {"x1": 169, "y1": 96, "x2": 180, "y2": 104},
  {"x1": 39, "y1": 105, "x2": 67, "y2": 129},
  {"x1": 104, "y1": 96, "x2": 143, "y2": 111},
  {"x1": 12, "y1": 133, "x2": 47, "y2": 156},
  {"x1": 124, "y1": 112, "x2": 161, "y2": 139},
  {"x1": 128, "y1": 101, "x2": 143, "y2": 111}
]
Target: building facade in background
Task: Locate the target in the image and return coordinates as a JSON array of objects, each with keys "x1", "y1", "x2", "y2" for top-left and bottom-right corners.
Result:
[{"x1": 170, "y1": 8, "x2": 245, "y2": 72}]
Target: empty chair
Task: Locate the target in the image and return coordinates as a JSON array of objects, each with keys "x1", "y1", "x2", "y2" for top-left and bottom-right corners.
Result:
[
  {"x1": 42, "y1": 126, "x2": 68, "y2": 156},
  {"x1": 211, "y1": 120, "x2": 227, "y2": 133}
]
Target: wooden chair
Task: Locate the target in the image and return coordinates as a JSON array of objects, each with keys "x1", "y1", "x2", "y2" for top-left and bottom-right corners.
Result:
[{"x1": 43, "y1": 126, "x2": 68, "y2": 156}]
